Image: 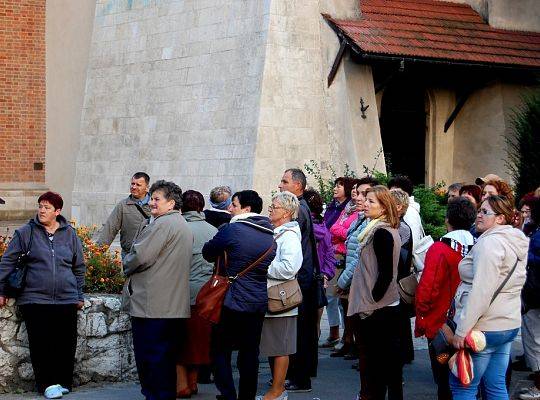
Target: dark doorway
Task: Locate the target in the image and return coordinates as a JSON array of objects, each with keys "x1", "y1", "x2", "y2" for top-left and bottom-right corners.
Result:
[{"x1": 379, "y1": 80, "x2": 427, "y2": 185}]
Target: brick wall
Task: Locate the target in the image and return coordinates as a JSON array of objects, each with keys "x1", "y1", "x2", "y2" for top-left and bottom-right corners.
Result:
[{"x1": 0, "y1": 0, "x2": 46, "y2": 183}]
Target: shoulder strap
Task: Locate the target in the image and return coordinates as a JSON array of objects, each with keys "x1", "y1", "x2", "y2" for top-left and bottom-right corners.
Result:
[
  {"x1": 490, "y1": 257, "x2": 519, "y2": 306},
  {"x1": 133, "y1": 202, "x2": 150, "y2": 219},
  {"x1": 17, "y1": 225, "x2": 34, "y2": 256},
  {"x1": 232, "y1": 240, "x2": 276, "y2": 280}
]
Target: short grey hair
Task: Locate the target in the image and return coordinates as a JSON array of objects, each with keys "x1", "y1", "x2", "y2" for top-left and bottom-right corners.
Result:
[
  {"x1": 285, "y1": 168, "x2": 307, "y2": 191},
  {"x1": 209, "y1": 186, "x2": 232, "y2": 203},
  {"x1": 272, "y1": 191, "x2": 300, "y2": 220},
  {"x1": 390, "y1": 188, "x2": 409, "y2": 215}
]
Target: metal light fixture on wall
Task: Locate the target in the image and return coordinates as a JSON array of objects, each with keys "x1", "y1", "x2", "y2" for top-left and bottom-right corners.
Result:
[{"x1": 360, "y1": 97, "x2": 369, "y2": 119}]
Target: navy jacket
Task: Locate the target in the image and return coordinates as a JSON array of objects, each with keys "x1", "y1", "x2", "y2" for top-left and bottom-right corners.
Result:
[
  {"x1": 202, "y1": 214, "x2": 275, "y2": 314},
  {"x1": 522, "y1": 227, "x2": 540, "y2": 312},
  {"x1": 0, "y1": 216, "x2": 85, "y2": 304}
]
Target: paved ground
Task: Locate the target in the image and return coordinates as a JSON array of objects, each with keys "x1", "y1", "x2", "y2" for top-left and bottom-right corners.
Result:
[{"x1": 1, "y1": 316, "x2": 533, "y2": 400}]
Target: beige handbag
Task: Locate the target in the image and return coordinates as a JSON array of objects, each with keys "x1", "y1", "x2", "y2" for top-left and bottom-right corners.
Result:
[{"x1": 267, "y1": 278, "x2": 303, "y2": 314}]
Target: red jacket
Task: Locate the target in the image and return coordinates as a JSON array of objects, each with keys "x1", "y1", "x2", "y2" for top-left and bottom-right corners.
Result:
[{"x1": 415, "y1": 241, "x2": 464, "y2": 339}]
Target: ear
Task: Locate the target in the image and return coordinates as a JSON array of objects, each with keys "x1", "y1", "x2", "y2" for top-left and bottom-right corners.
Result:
[{"x1": 244, "y1": 206, "x2": 252, "y2": 213}]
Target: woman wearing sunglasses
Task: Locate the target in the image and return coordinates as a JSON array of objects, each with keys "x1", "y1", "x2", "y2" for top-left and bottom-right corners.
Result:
[{"x1": 450, "y1": 195, "x2": 529, "y2": 399}]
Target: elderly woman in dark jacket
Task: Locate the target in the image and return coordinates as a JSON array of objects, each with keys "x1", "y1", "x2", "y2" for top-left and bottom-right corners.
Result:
[
  {"x1": 202, "y1": 190, "x2": 276, "y2": 400},
  {"x1": 0, "y1": 192, "x2": 85, "y2": 399}
]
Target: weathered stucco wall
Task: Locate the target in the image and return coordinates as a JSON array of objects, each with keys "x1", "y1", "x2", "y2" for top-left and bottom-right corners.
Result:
[
  {"x1": 0, "y1": 295, "x2": 136, "y2": 393},
  {"x1": 45, "y1": 0, "x2": 96, "y2": 219},
  {"x1": 452, "y1": 82, "x2": 530, "y2": 184},
  {"x1": 72, "y1": 0, "x2": 272, "y2": 225}
]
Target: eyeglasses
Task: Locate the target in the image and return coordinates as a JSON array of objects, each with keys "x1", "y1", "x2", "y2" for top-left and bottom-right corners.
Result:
[
  {"x1": 478, "y1": 208, "x2": 498, "y2": 216},
  {"x1": 268, "y1": 205, "x2": 283, "y2": 211}
]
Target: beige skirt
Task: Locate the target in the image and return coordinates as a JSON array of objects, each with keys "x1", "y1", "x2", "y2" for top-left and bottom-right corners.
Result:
[{"x1": 259, "y1": 316, "x2": 297, "y2": 357}]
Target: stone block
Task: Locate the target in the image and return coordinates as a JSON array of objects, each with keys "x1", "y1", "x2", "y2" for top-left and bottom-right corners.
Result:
[
  {"x1": 109, "y1": 314, "x2": 131, "y2": 333},
  {"x1": 86, "y1": 312, "x2": 108, "y2": 338},
  {"x1": 17, "y1": 363, "x2": 34, "y2": 381}
]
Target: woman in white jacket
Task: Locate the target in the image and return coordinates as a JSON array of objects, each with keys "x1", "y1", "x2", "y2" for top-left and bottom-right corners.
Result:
[
  {"x1": 257, "y1": 191, "x2": 303, "y2": 400},
  {"x1": 451, "y1": 195, "x2": 529, "y2": 400}
]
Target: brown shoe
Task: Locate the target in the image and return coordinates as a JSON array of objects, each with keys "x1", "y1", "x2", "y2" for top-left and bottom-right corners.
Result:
[{"x1": 176, "y1": 388, "x2": 192, "y2": 398}]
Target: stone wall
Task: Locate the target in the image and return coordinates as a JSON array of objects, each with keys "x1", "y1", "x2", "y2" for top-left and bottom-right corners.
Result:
[
  {"x1": 72, "y1": 0, "x2": 272, "y2": 225},
  {"x1": 0, "y1": 295, "x2": 137, "y2": 393}
]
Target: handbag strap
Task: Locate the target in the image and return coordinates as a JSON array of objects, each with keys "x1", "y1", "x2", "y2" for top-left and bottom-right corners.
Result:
[
  {"x1": 490, "y1": 257, "x2": 519, "y2": 306},
  {"x1": 232, "y1": 240, "x2": 275, "y2": 281},
  {"x1": 17, "y1": 225, "x2": 34, "y2": 256}
]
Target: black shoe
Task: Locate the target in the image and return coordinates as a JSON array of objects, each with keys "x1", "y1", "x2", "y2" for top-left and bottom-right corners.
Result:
[
  {"x1": 285, "y1": 381, "x2": 312, "y2": 393},
  {"x1": 351, "y1": 361, "x2": 359, "y2": 370},
  {"x1": 513, "y1": 359, "x2": 532, "y2": 372},
  {"x1": 330, "y1": 346, "x2": 350, "y2": 358},
  {"x1": 343, "y1": 352, "x2": 358, "y2": 360}
]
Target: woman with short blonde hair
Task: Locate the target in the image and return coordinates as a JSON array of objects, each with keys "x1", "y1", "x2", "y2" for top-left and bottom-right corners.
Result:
[{"x1": 257, "y1": 191, "x2": 302, "y2": 400}]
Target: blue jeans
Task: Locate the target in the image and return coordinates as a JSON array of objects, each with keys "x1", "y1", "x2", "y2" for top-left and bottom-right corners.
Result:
[{"x1": 449, "y1": 328, "x2": 518, "y2": 400}]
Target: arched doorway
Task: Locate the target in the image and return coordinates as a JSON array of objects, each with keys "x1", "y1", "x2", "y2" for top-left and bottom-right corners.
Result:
[{"x1": 379, "y1": 81, "x2": 427, "y2": 184}]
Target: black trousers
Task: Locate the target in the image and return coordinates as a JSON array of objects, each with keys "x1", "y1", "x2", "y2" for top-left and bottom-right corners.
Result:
[
  {"x1": 212, "y1": 306, "x2": 265, "y2": 400},
  {"x1": 19, "y1": 304, "x2": 78, "y2": 393},
  {"x1": 397, "y1": 302, "x2": 415, "y2": 364},
  {"x1": 131, "y1": 317, "x2": 184, "y2": 400},
  {"x1": 287, "y1": 284, "x2": 319, "y2": 385},
  {"x1": 355, "y1": 306, "x2": 403, "y2": 400},
  {"x1": 428, "y1": 339, "x2": 452, "y2": 400}
]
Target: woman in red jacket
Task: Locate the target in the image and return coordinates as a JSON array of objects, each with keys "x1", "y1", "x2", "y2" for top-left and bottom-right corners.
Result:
[{"x1": 415, "y1": 197, "x2": 477, "y2": 400}]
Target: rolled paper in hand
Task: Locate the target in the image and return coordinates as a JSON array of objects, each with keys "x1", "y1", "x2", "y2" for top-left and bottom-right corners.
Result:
[
  {"x1": 465, "y1": 330, "x2": 486, "y2": 352},
  {"x1": 449, "y1": 350, "x2": 474, "y2": 386}
]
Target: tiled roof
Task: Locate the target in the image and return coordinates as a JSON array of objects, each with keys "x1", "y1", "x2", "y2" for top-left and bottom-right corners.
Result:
[{"x1": 323, "y1": 0, "x2": 540, "y2": 68}]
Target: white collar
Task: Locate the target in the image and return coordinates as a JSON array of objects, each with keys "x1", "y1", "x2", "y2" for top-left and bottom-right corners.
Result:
[{"x1": 230, "y1": 212, "x2": 259, "y2": 223}]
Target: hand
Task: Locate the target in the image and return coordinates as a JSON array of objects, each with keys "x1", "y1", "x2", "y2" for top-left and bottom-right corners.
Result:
[
  {"x1": 452, "y1": 334, "x2": 465, "y2": 349},
  {"x1": 0, "y1": 296, "x2": 9, "y2": 308},
  {"x1": 335, "y1": 285, "x2": 345, "y2": 296},
  {"x1": 76, "y1": 301, "x2": 84, "y2": 310},
  {"x1": 323, "y1": 276, "x2": 329, "y2": 289}
]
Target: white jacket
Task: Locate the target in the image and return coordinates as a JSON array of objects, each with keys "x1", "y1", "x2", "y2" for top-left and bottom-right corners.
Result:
[
  {"x1": 266, "y1": 221, "x2": 303, "y2": 317},
  {"x1": 404, "y1": 196, "x2": 424, "y2": 250}
]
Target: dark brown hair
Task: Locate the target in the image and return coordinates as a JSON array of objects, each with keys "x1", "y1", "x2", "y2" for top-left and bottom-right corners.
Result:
[
  {"x1": 38, "y1": 191, "x2": 63, "y2": 210},
  {"x1": 334, "y1": 177, "x2": 355, "y2": 200},
  {"x1": 459, "y1": 185, "x2": 482, "y2": 206},
  {"x1": 182, "y1": 190, "x2": 205, "y2": 213}
]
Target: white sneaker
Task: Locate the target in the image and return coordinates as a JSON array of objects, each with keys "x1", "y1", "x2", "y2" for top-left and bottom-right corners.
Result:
[
  {"x1": 519, "y1": 386, "x2": 540, "y2": 400},
  {"x1": 44, "y1": 384, "x2": 63, "y2": 399}
]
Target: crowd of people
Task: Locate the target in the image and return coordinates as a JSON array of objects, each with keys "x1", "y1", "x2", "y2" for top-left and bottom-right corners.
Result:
[{"x1": 0, "y1": 169, "x2": 539, "y2": 400}]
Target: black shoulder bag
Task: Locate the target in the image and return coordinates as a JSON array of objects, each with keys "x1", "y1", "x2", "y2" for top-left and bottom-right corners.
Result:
[{"x1": 5, "y1": 226, "x2": 34, "y2": 298}]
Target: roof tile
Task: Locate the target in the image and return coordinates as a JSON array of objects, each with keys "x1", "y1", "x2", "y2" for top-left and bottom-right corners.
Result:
[{"x1": 324, "y1": 0, "x2": 540, "y2": 68}]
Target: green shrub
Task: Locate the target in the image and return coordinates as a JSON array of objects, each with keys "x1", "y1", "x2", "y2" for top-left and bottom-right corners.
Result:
[
  {"x1": 505, "y1": 90, "x2": 540, "y2": 201},
  {"x1": 413, "y1": 184, "x2": 448, "y2": 240}
]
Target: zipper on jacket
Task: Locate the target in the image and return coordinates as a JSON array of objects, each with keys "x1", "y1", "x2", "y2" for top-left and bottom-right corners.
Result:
[{"x1": 50, "y1": 238, "x2": 56, "y2": 302}]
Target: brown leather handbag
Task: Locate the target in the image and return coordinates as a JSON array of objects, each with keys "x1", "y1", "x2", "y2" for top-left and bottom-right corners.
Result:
[
  {"x1": 196, "y1": 243, "x2": 275, "y2": 324},
  {"x1": 267, "y1": 278, "x2": 302, "y2": 314}
]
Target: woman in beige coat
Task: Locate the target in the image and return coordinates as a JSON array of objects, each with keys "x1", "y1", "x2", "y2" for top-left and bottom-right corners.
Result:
[
  {"x1": 450, "y1": 195, "x2": 528, "y2": 400},
  {"x1": 123, "y1": 180, "x2": 193, "y2": 400}
]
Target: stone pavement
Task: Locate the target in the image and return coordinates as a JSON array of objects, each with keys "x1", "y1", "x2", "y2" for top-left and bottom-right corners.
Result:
[
  {"x1": 0, "y1": 314, "x2": 533, "y2": 399},
  {"x1": 0, "y1": 345, "x2": 533, "y2": 400}
]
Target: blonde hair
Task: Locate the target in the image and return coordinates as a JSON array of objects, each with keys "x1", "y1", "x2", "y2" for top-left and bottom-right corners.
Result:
[
  {"x1": 272, "y1": 191, "x2": 300, "y2": 220},
  {"x1": 366, "y1": 185, "x2": 400, "y2": 228},
  {"x1": 389, "y1": 188, "x2": 409, "y2": 215}
]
